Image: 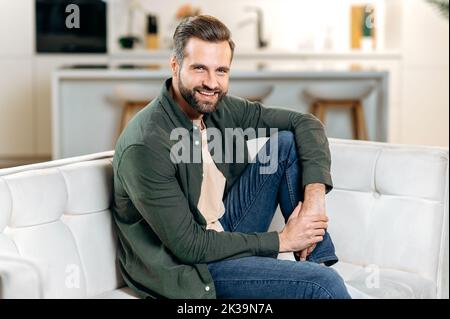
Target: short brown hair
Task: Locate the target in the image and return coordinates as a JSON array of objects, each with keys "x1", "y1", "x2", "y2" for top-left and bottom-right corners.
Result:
[{"x1": 172, "y1": 15, "x2": 235, "y2": 64}]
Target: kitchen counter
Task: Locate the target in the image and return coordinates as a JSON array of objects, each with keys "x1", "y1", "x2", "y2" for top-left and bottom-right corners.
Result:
[{"x1": 55, "y1": 62, "x2": 389, "y2": 80}]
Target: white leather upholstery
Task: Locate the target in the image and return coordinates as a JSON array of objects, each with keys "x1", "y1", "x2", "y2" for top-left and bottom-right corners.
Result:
[
  {"x1": 0, "y1": 140, "x2": 448, "y2": 299},
  {"x1": 327, "y1": 139, "x2": 449, "y2": 299}
]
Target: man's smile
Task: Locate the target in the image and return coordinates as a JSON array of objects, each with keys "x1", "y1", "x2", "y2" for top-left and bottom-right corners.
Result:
[{"x1": 196, "y1": 89, "x2": 219, "y2": 99}]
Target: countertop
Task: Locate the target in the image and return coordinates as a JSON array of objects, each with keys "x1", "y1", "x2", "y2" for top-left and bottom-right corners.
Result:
[{"x1": 55, "y1": 61, "x2": 390, "y2": 80}]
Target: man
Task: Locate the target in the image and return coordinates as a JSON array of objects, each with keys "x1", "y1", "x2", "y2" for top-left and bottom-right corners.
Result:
[{"x1": 112, "y1": 15, "x2": 350, "y2": 299}]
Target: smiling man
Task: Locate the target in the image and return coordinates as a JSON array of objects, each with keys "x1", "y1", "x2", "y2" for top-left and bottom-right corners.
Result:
[{"x1": 112, "y1": 15, "x2": 350, "y2": 299}]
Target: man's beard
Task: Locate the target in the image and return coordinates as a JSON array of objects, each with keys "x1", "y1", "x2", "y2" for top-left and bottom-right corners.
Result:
[{"x1": 178, "y1": 76, "x2": 226, "y2": 114}]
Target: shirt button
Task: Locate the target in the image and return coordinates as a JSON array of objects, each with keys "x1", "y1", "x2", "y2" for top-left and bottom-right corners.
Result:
[
  {"x1": 205, "y1": 286, "x2": 210, "y2": 292},
  {"x1": 195, "y1": 140, "x2": 200, "y2": 146},
  {"x1": 194, "y1": 126, "x2": 197, "y2": 130}
]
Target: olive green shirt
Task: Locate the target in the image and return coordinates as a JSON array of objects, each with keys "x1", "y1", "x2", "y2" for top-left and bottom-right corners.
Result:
[{"x1": 112, "y1": 78, "x2": 333, "y2": 299}]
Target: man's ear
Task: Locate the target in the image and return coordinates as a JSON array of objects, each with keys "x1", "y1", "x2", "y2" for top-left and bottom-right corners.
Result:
[{"x1": 170, "y1": 56, "x2": 178, "y2": 78}]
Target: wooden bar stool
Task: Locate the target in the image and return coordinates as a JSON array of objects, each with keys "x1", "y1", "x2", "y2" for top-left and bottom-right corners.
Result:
[
  {"x1": 119, "y1": 100, "x2": 151, "y2": 133},
  {"x1": 310, "y1": 100, "x2": 368, "y2": 140},
  {"x1": 304, "y1": 82, "x2": 375, "y2": 140},
  {"x1": 114, "y1": 85, "x2": 161, "y2": 136}
]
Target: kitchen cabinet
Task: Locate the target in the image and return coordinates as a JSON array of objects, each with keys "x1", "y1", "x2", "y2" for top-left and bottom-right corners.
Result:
[{"x1": 34, "y1": 56, "x2": 109, "y2": 156}]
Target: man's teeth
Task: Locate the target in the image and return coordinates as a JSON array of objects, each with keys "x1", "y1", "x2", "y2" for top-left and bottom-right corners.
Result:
[{"x1": 199, "y1": 91, "x2": 216, "y2": 96}]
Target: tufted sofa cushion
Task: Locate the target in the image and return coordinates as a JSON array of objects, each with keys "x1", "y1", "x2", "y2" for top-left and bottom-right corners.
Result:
[{"x1": 0, "y1": 140, "x2": 448, "y2": 299}]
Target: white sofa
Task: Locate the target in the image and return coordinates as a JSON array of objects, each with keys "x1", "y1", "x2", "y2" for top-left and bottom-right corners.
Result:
[{"x1": 0, "y1": 138, "x2": 448, "y2": 299}]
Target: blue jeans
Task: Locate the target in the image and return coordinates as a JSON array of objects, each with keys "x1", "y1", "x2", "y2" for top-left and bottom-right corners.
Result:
[{"x1": 207, "y1": 131, "x2": 351, "y2": 299}]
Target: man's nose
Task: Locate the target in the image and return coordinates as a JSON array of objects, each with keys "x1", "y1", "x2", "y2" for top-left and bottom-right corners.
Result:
[{"x1": 202, "y1": 71, "x2": 219, "y2": 90}]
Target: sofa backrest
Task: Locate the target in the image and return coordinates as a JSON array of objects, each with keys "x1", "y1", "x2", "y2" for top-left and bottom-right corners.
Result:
[{"x1": 0, "y1": 140, "x2": 448, "y2": 298}]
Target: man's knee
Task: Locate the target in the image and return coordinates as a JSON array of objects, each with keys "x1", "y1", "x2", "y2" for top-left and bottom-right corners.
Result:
[
  {"x1": 274, "y1": 130, "x2": 295, "y2": 148},
  {"x1": 269, "y1": 130, "x2": 296, "y2": 160},
  {"x1": 317, "y1": 266, "x2": 351, "y2": 299}
]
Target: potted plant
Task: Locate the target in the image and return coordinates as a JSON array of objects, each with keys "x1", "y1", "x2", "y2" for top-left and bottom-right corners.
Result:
[{"x1": 427, "y1": 0, "x2": 449, "y2": 19}]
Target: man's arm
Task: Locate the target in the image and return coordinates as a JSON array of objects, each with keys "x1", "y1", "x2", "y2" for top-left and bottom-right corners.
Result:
[
  {"x1": 298, "y1": 183, "x2": 327, "y2": 260},
  {"x1": 229, "y1": 98, "x2": 333, "y2": 193},
  {"x1": 302, "y1": 183, "x2": 326, "y2": 215},
  {"x1": 116, "y1": 143, "x2": 280, "y2": 265}
]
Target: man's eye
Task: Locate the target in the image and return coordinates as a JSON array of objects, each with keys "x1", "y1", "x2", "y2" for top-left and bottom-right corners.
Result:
[
  {"x1": 217, "y1": 69, "x2": 228, "y2": 75},
  {"x1": 194, "y1": 66, "x2": 205, "y2": 71}
]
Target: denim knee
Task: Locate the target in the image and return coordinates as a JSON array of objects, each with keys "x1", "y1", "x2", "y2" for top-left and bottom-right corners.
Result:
[
  {"x1": 316, "y1": 267, "x2": 351, "y2": 299},
  {"x1": 270, "y1": 131, "x2": 296, "y2": 162},
  {"x1": 275, "y1": 130, "x2": 295, "y2": 148}
]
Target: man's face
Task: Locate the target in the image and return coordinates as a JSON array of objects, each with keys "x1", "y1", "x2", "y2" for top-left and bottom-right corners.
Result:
[{"x1": 172, "y1": 37, "x2": 232, "y2": 114}]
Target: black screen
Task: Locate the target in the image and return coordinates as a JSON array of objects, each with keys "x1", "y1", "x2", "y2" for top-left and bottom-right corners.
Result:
[{"x1": 36, "y1": 0, "x2": 107, "y2": 53}]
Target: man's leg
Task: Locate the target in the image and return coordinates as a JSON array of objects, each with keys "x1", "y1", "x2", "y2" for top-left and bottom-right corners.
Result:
[
  {"x1": 219, "y1": 130, "x2": 338, "y2": 265},
  {"x1": 210, "y1": 131, "x2": 349, "y2": 299},
  {"x1": 207, "y1": 256, "x2": 350, "y2": 299},
  {"x1": 274, "y1": 133, "x2": 338, "y2": 266}
]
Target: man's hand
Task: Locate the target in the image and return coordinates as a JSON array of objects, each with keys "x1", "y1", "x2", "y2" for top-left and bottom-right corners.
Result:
[
  {"x1": 278, "y1": 201, "x2": 328, "y2": 253},
  {"x1": 296, "y1": 183, "x2": 327, "y2": 261}
]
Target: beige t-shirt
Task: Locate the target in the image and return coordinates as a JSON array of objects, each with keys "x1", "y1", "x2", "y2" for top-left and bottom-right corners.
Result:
[{"x1": 193, "y1": 118, "x2": 226, "y2": 232}]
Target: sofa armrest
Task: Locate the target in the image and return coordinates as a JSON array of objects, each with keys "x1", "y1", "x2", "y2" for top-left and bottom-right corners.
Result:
[
  {"x1": 0, "y1": 254, "x2": 45, "y2": 299},
  {"x1": 437, "y1": 230, "x2": 449, "y2": 299},
  {"x1": 437, "y1": 186, "x2": 449, "y2": 299}
]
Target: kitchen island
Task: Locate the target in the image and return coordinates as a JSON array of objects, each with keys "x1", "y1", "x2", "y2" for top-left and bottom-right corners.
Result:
[{"x1": 52, "y1": 62, "x2": 390, "y2": 159}]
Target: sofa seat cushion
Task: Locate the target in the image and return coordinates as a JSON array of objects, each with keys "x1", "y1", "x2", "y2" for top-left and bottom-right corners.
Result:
[
  {"x1": 332, "y1": 262, "x2": 437, "y2": 299},
  {"x1": 92, "y1": 286, "x2": 140, "y2": 299}
]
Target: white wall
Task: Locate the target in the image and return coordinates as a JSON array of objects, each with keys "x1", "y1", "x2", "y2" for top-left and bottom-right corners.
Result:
[
  {"x1": 399, "y1": 0, "x2": 449, "y2": 147},
  {"x1": 0, "y1": 0, "x2": 34, "y2": 156}
]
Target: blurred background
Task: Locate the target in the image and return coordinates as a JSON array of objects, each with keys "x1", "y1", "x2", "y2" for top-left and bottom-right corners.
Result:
[{"x1": 0, "y1": 0, "x2": 448, "y2": 166}]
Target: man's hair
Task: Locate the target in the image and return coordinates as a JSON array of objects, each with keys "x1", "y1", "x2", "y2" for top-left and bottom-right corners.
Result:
[{"x1": 172, "y1": 15, "x2": 235, "y2": 64}]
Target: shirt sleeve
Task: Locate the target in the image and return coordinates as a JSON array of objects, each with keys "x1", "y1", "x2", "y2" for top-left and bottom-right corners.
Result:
[
  {"x1": 116, "y1": 143, "x2": 280, "y2": 265},
  {"x1": 229, "y1": 98, "x2": 333, "y2": 193}
]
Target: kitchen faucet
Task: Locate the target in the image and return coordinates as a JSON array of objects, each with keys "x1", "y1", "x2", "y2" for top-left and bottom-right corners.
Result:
[{"x1": 238, "y1": 6, "x2": 268, "y2": 49}]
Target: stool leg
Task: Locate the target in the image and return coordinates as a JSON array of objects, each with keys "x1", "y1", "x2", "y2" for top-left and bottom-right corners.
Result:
[
  {"x1": 310, "y1": 102, "x2": 326, "y2": 123},
  {"x1": 351, "y1": 104, "x2": 358, "y2": 140},
  {"x1": 120, "y1": 101, "x2": 149, "y2": 133},
  {"x1": 353, "y1": 101, "x2": 368, "y2": 140},
  {"x1": 119, "y1": 103, "x2": 131, "y2": 133},
  {"x1": 315, "y1": 102, "x2": 327, "y2": 124},
  {"x1": 309, "y1": 102, "x2": 318, "y2": 117}
]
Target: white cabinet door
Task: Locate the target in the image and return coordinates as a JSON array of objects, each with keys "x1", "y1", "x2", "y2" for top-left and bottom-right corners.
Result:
[{"x1": 0, "y1": 59, "x2": 34, "y2": 156}]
